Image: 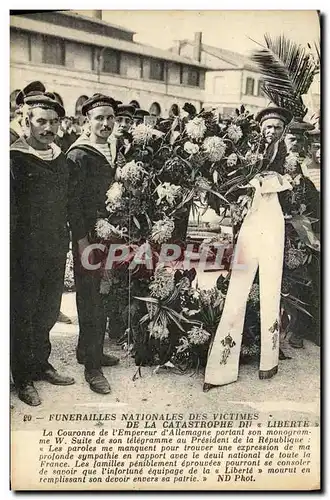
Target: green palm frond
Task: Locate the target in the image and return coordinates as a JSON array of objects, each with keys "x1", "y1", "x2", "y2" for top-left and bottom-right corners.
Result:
[{"x1": 251, "y1": 34, "x2": 317, "y2": 118}]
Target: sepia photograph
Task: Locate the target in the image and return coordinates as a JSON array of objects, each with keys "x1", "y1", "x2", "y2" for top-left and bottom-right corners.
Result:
[{"x1": 9, "y1": 9, "x2": 321, "y2": 491}]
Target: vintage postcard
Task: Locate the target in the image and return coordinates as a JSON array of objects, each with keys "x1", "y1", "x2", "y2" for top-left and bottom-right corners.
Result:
[{"x1": 10, "y1": 9, "x2": 321, "y2": 491}]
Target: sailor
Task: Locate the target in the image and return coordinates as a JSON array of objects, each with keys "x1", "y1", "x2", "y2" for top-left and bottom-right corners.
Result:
[
  {"x1": 11, "y1": 93, "x2": 75, "y2": 406},
  {"x1": 204, "y1": 106, "x2": 293, "y2": 391},
  {"x1": 66, "y1": 94, "x2": 120, "y2": 395},
  {"x1": 10, "y1": 81, "x2": 46, "y2": 144}
]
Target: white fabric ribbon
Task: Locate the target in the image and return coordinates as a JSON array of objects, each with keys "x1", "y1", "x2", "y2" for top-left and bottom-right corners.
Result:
[{"x1": 247, "y1": 172, "x2": 293, "y2": 214}]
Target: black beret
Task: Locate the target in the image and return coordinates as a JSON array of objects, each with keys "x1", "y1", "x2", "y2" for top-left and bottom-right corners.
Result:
[
  {"x1": 133, "y1": 109, "x2": 150, "y2": 121},
  {"x1": 308, "y1": 128, "x2": 321, "y2": 140},
  {"x1": 24, "y1": 94, "x2": 65, "y2": 118},
  {"x1": 16, "y1": 81, "x2": 46, "y2": 106},
  {"x1": 182, "y1": 102, "x2": 197, "y2": 116},
  {"x1": 116, "y1": 104, "x2": 135, "y2": 119},
  {"x1": 287, "y1": 119, "x2": 314, "y2": 133},
  {"x1": 44, "y1": 91, "x2": 56, "y2": 100},
  {"x1": 81, "y1": 93, "x2": 117, "y2": 116},
  {"x1": 255, "y1": 106, "x2": 293, "y2": 126},
  {"x1": 129, "y1": 100, "x2": 140, "y2": 109}
]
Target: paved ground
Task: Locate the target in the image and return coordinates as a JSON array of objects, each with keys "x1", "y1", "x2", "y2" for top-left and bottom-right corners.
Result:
[{"x1": 11, "y1": 269, "x2": 320, "y2": 427}]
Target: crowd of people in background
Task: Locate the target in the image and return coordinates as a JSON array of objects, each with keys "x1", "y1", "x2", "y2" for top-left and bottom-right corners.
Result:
[
  {"x1": 10, "y1": 81, "x2": 321, "y2": 406},
  {"x1": 11, "y1": 93, "x2": 320, "y2": 192}
]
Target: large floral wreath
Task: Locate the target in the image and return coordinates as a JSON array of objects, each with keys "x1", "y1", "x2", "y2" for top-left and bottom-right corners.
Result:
[{"x1": 95, "y1": 105, "x2": 319, "y2": 374}]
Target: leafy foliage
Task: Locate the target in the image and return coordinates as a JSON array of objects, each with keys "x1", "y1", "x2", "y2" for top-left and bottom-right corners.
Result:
[
  {"x1": 99, "y1": 102, "x2": 319, "y2": 371},
  {"x1": 251, "y1": 34, "x2": 318, "y2": 119}
]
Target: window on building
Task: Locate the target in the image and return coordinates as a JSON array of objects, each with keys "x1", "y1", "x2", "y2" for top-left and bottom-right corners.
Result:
[
  {"x1": 149, "y1": 102, "x2": 161, "y2": 117},
  {"x1": 179, "y1": 65, "x2": 184, "y2": 84},
  {"x1": 102, "y1": 49, "x2": 121, "y2": 74},
  {"x1": 91, "y1": 47, "x2": 97, "y2": 71},
  {"x1": 42, "y1": 35, "x2": 65, "y2": 66},
  {"x1": 75, "y1": 95, "x2": 88, "y2": 117},
  {"x1": 140, "y1": 57, "x2": 144, "y2": 79},
  {"x1": 11, "y1": 30, "x2": 32, "y2": 62},
  {"x1": 257, "y1": 80, "x2": 264, "y2": 97},
  {"x1": 245, "y1": 77, "x2": 255, "y2": 96},
  {"x1": 187, "y1": 67, "x2": 200, "y2": 87},
  {"x1": 149, "y1": 59, "x2": 165, "y2": 81},
  {"x1": 28, "y1": 35, "x2": 32, "y2": 62}
]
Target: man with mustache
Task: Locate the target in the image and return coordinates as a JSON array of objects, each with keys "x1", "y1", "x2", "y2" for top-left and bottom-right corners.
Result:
[
  {"x1": 67, "y1": 94, "x2": 120, "y2": 395},
  {"x1": 10, "y1": 81, "x2": 46, "y2": 145},
  {"x1": 11, "y1": 94, "x2": 75, "y2": 406}
]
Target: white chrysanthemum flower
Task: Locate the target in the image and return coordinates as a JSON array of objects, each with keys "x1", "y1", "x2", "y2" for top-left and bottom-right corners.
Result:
[
  {"x1": 227, "y1": 153, "x2": 238, "y2": 167},
  {"x1": 150, "y1": 266, "x2": 175, "y2": 300},
  {"x1": 148, "y1": 322, "x2": 169, "y2": 340},
  {"x1": 95, "y1": 219, "x2": 127, "y2": 239},
  {"x1": 151, "y1": 217, "x2": 175, "y2": 244},
  {"x1": 188, "y1": 325, "x2": 211, "y2": 345},
  {"x1": 105, "y1": 181, "x2": 124, "y2": 213},
  {"x1": 227, "y1": 124, "x2": 243, "y2": 143},
  {"x1": 95, "y1": 219, "x2": 114, "y2": 239},
  {"x1": 245, "y1": 151, "x2": 263, "y2": 165},
  {"x1": 118, "y1": 160, "x2": 145, "y2": 186},
  {"x1": 284, "y1": 152, "x2": 300, "y2": 174},
  {"x1": 156, "y1": 182, "x2": 181, "y2": 206},
  {"x1": 184, "y1": 141, "x2": 199, "y2": 155},
  {"x1": 132, "y1": 123, "x2": 153, "y2": 144},
  {"x1": 203, "y1": 136, "x2": 226, "y2": 162},
  {"x1": 106, "y1": 181, "x2": 123, "y2": 202},
  {"x1": 185, "y1": 117, "x2": 207, "y2": 140}
]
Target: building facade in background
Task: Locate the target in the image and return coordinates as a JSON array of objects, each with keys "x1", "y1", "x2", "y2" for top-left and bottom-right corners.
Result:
[
  {"x1": 10, "y1": 11, "x2": 207, "y2": 120},
  {"x1": 10, "y1": 11, "x2": 320, "y2": 122},
  {"x1": 171, "y1": 36, "x2": 268, "y2": 115},
  {"x1": 172, "y1": 35, "x2": 320, "y2": 119}
]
